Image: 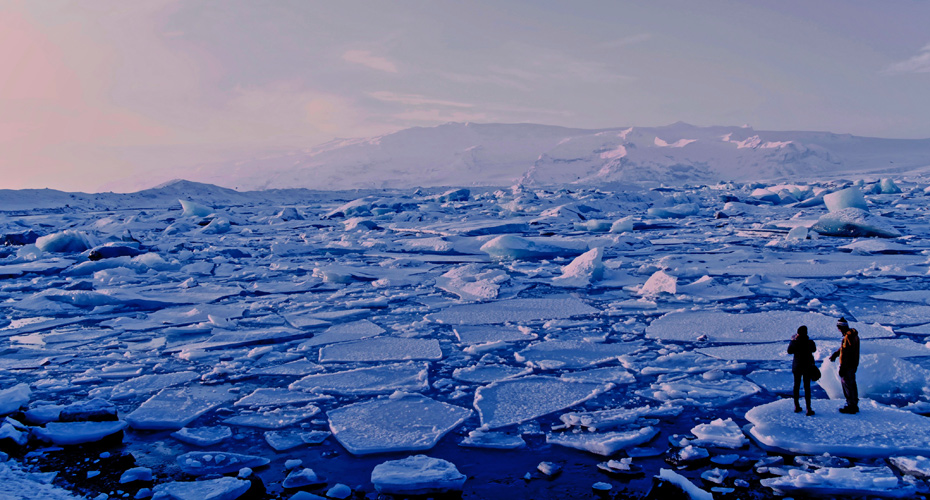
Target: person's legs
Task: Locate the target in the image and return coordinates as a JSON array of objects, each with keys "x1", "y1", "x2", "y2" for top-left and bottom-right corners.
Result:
[
  {"x1": 792, "y1": 371, "x2": 803, "y2": 412},
  {"x1": 803, "y1": 373, "x2": 813, "y2": 414},
  {"x1": 840, "y1": 370, "x2": 859, "y2": 413}
]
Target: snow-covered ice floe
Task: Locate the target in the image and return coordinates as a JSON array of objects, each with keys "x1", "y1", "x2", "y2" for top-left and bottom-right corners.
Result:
[
  {"x1": 746, "y1": 398, "x2": 930, "y2": 457},
  {"x1": 327, "y1": 394, "x2": 472, "y2": 455},
  {"x1": 761, "y1": 466, "x2": 917, "y2": 498},
  {"x1": 474, "y1": 376, "x2": 611, "y2": 429},
  {"x1": 370, "y1": 455, "x2": 466, "y2": 495}
]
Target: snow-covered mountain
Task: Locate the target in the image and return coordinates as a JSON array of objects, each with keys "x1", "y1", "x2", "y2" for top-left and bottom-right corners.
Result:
[{"x1": 175, "y1": 122, "x2": 930, "y2": 191}]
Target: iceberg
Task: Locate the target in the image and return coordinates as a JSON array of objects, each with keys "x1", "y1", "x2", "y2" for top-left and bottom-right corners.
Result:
[
  {"x1": 823, "y1": 187, "x2": 868, "y2": 213},
  {"x1": 479, "y1": 235, "x2": 586, "y2": 260},
  {"x1": 811, "y1": 207, "x2": 901, "y2": 238}
]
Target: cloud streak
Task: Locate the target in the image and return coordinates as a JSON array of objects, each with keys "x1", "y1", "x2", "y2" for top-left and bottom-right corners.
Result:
[
  {"x1": 885, "y1": 43, "x2": 930, "y2": 74},
  {"x1": 342, "y1": 49, "x2": 399, "y2": 73}
]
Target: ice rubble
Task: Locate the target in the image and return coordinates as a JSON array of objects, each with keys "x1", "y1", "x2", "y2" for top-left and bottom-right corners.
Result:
[
  {"x1": 370, "y1": 455, "x2": 466, "y2": 495},
  {"x1": 152, "y1": 476, "x2": 252, "y2": 500},
  {"x1": 551, "y1": 247, "x2": 604, "y2": 288},
  {"x1": 761, "y1": 466, "x2": 916, "y2": 498},
  {"x1": 327, "y1": 394, "x2": 472, "y2": 455},
  {"x1": 746, "y1": 398, "x2": 930, "y2": 457},
  {"x1": 690, "y1": 418, "x2": 748, "y2": 448},
  {"x1": 0, "y1": 383, "x2": 31, "y2": 415}
]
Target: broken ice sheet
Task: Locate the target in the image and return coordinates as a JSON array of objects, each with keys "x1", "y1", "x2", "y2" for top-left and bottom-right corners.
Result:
[
  {"x1": 761, "y1": 466, "x2": 916, "y2": 498},
  {"x1": 171, "y1": 426, "x2": 232, "y2": 447},
  {"x1": 318, "y1": 337, "x2": 442, "y2": 363},
  {"x1": 126, "y1": 385, "x2": 237, "y2": 430},
  {"x1": 474, "y1": 376, "x2": 611, "y2": 429},
  {"x1": 547, "y1": 427, "x2": 658, "y2": 456},
  {"x1": 639, "y1": 373, "x2": 761, "y2": 407},
  {"x1": 452, "y1": 364, "x2": 532, "y2": 384},
  {"x1": 234, "y1": 388, "x2": 330, "y2": 407},
  {"x1": 328, "y1": 394, "x2": 472, "y2": 455},
  {"x1": 248, "y1": 359, "x2": 324, "y2": 377},
  {"x1": 646, "y1": 310, "x2": 892, "y2": 343},
  {"x1": 427, "y1": 297, "x2": 599, "y2": 325},
  {"x1": 103, "y1": 371, "x2": 200, "y2": 401},
  {"x1": 223, "y1": 404, "x2": 320, "y2": 429},
  {"x1": 296, "y1": 319, "x2": 385, "y2": 348},
  {"x1": 289, "y1": 362, "x2": 429, "y2": 395},
  {"x1": 515, "y1": 340, "x2": 641, "y2": 370},
  {"x1": 559, "y1": 366, "x2": 636, "y2": 385},
  {"x1": 452, "y1": 325, "x2": 536, "y2": 344},
  {"x1": 176, "y1": 451, "x2": 270, "y2": 475}
]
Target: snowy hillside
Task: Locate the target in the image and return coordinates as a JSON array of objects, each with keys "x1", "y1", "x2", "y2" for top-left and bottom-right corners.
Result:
[{"x1": 168, "y1": 122, "x2": 930, "y2": 191}]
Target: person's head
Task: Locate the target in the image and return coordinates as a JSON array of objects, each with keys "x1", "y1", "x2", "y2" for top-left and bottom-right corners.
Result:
[
  {"x1": 797, "y1": 325, "x2": 808, "y2": 337},
  {"x1": 836, "y1": 317, "x2": 849, "y2": 333}
]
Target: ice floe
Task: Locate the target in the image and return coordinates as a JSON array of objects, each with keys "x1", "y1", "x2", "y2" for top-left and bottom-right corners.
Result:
[
  {"x1": 289, "y1": 362, "x2": 429, "y2": 395},
  {"x1": 317, "y1": 337, "x2": 442, "y2": 363},
  {"x1": 428, "y1": 297, "x2": 599, "y2": 325},
  {"x1": 474, "y1": 376, "x2": 610, "y2": 429},
  {"x1": 327, "y1": 394, "x2": 472, "y2": 455},
  {"x1": 746, "y1": 398, "x2": 930, "y2": 457}
]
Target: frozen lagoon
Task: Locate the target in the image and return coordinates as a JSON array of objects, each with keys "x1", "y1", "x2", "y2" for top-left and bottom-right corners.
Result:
[{"x1": 1, "y1": 179, "x2": 930, "y2": 499}]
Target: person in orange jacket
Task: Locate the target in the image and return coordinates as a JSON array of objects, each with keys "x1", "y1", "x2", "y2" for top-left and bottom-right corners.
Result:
[{"x1": 829, "y1": 317, "x2": 860, "y2": 414}]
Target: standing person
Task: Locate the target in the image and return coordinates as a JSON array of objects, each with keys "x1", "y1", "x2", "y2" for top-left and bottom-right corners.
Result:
[
  {"x1": 787, "y1": 325, "x2": 816, "y2": 416},
  {"x1": 829, "y1": 317, "x2": 860, "y2": 414}
]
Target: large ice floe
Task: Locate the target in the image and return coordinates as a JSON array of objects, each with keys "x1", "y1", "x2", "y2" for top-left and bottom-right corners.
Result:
[
  {"x1": 746, "y1": 398, "x2": 930, "y2": 457},
  {"x1": 7, "y1": 171, "x2": 930, "y2": 499}
]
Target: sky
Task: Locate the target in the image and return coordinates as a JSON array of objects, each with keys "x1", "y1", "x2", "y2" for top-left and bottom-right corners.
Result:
[{"x1": 2, "y1": 0, "x2": 929, "y2": 192}]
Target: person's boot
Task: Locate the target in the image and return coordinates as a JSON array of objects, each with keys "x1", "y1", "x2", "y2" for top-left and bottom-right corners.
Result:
[
  {"x1": 839, "y1": 406, "x2": 858, "y2": 414},
  {"x1": 794, "y1": 401, "x2": 803, "y2": 413},
  {"x1": 806, "y1": 408, "x2": 815, "y2": 416}
]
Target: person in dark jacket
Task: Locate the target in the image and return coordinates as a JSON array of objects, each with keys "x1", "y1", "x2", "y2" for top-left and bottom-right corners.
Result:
[
  {"x1": 830, "y1": 317, "x2": 860, "y2": 414},
  {"x1": 787, "y1": 325, "x2": 816, "y2": 416}
]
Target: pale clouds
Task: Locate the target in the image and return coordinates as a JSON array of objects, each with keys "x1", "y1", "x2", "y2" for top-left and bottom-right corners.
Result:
[
  {"x1": 885, "y1": 43, "x2": 930, "y2": 74},
  {"x1": 368, "y1": 91, "x2": 474, "y2": 108},
  {"x1": 342, "y1": 49, "x2": 399, "y2": 73}
]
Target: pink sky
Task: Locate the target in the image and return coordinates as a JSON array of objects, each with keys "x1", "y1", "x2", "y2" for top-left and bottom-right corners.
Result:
[{"x1": 2, "y1": 1, "x2": 929, "y2": 192}]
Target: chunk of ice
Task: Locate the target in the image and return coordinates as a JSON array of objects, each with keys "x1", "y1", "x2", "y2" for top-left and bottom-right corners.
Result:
[
  {"x1": 152, "y1": 476, "x2": 251, "y2": 500},
  {"x1": 818, "y1": 354, "x2": 930, "y2": 401},
  {"x1": 327, "y1": 394, "x2": 472, "y2": 455},
  {"x1": 547, "y1": 427, "x2": 658, "y2": 456},
  {"x1": 176, "y1": 451, "x2": 269, "y2": 475},
  {"x1": 515, "y1": 340, "x2": 641, "y2": 370},
  {"x1": 474, "y1": 376, "x2": 610, "y2": 429},
  {"x1": 371, "y1": 455, "x2": 466, "y2": 495},
  {"x1": 761, "y1": 465, "x2": 915, "y2": 498},
  {"x1": 318, "y1": 338, "x2": 442, "y2": 363},
  {"x1": 170, "y1": 426, "x2": 232, "y2": 447},
  {"x1": 289, "y1": 362, "x2": 429, "y2": 395},
  {"x1": 428, "y1": 297, "x2": 598, "y2": 325},
  {"x1": 34, "y1": 421, "x2": 128, "y2": 445},
  {"x1": 552, "y1": 247, "x2": 604, "y2": 288},
  {"x1": 690, "y1": 418, "x2": 748, "y2": 448},
  {"x1": 823, "y1": 187, "x2": 868, "y2": 213},
  {"x1": 459, "y1": 430, "x2": 526, "y2": 449},
  {"x1": 811, "y1": 207, "x2": 901, "y2": 238},
  {"x1": 127, "y1": 385, "x2": 236, "y2": 430},
  {"x1": 479, "y1": 235, "x2": 586, "y2": 261},
  {"x1": 0, "y1": 383, "x2": 31, "y2": 416}
]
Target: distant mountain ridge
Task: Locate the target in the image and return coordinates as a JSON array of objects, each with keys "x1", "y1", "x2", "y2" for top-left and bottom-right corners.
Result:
[{"x1": 172, "y1": 122, "x2": 930, "y2": 191}]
